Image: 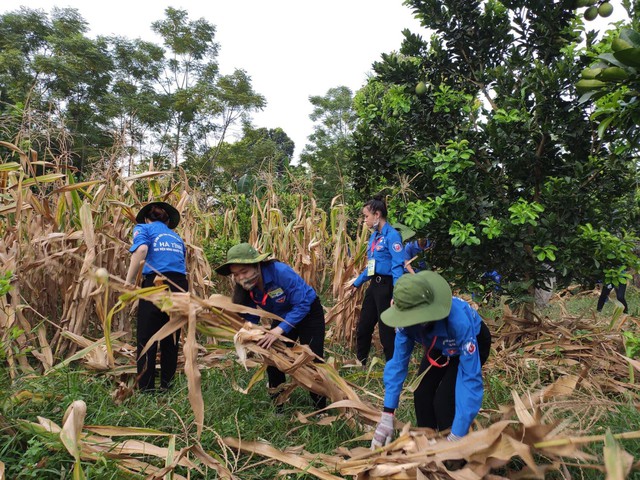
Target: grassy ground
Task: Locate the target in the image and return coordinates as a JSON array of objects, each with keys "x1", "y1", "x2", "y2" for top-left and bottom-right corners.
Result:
[{"x1": 1, "y1": 287, "x2": 639, "y2": 478}]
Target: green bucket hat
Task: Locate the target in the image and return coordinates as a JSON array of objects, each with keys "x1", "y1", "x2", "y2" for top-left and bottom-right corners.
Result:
[
  {"x1": 215, "y1": 243, "x2": 271, "y2": 276},
  {"x1": 136, "y1": 202, "x2": 181, "y2": 229},
  {"x1": 381, "y1": 271, "x2": 452, "y2": 328}
]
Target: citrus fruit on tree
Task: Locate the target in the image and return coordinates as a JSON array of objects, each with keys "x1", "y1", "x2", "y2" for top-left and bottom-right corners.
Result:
[
  {"x1": 598, "y1": 2, "x2": 613, "y2": 17},
  {"x1": 583, "y1": 6, "x2": 598, "y2": 20}
]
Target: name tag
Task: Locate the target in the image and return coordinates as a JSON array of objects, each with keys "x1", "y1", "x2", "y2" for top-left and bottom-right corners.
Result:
[
  {"x1": 367, "y1": 259, "x2": 376, "y2": 276},
  {"x1": 268, "y1": 288, "x2": 284, "y2": 298}
]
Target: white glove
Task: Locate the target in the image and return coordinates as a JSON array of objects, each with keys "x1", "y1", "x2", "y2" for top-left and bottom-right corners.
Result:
[
  {"x1": 447, "y1": 432, "x2": 463, "y2": 442},
  {"x1": 371, "y1": 412, "x2": 394, "y2": 449}
]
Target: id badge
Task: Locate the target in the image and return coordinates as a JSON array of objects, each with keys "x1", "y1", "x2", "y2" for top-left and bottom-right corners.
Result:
[{"x1": 367, "y1": 259, "x2": 376, "y2": 276}]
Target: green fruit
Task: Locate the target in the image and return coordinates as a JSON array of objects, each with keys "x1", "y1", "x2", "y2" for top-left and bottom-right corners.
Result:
[
  {"x1": 612, "y1": 37, "x2": 632, "y2": 52},
  {"x1": 582, "y1": 67, "x2": 603, "y2": 79},
  {"x1": 576, "y1": 78, "x2": 607, "y2": 92},
  {"x1": 598, "y1": 2, "x2": 613, "y2": 17},
  {"x1": 415, "y1": 81, "x2": 427, "y2": 95},
  {"x1": 600, "y1": 66, "x2": 629, "y2": 81},
  {"x1": 584, "y1": 6, "x2": 598, "y2": 20},
  {"x1": 613, "y1": 47, "x2": 640, "y2": 68}
]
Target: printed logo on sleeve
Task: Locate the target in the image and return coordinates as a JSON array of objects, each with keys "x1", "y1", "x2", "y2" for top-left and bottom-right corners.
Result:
[
  {"x1": 392, "y1": 242, "x2": 403, "y2": 252},
  {"x1": 133, "y1": 229, "x2": 140, "y2": 238},
  {"x1": 463, "y1": 341, "x2": 477, "y2": 356}
]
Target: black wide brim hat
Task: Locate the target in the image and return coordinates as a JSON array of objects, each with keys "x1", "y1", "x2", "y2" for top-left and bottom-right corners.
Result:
[{"x1": 135, "y1": 202, "x2": 181, "y2": 229}]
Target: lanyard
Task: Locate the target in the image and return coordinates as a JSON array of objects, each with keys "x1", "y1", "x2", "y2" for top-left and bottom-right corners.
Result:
[
  {"x1": 370, "y1": 236, "x2": 383, "y2": 255},
  {"x1": 250, "y1": 290, "x2": 268, "y2": 306},
  {"x1": 423, "y1": 335, "x2": 450, "y2": 368}
]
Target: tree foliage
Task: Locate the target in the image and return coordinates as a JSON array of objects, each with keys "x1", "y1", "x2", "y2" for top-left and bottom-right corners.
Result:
[
  {"x1": 349, "y1": 0, "x2": 639, "y2": 298},
  {"x1": 300, "y1": 86, "x2": 357, "y2": 209},
  {"x1": 0, "y1": 7, "x2": 265, "y2": 176}
]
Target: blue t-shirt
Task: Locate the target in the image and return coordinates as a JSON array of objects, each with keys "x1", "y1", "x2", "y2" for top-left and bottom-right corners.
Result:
[
  {"x1": 129, "y1": 222, "x2": 186, "y2": 275},
  {"x1": 353, "y1": 222, "x2": 405, "y2": 287},
  {"x1": 242, "y1": 261, "x2": 317, "y2": 334},
  {"x1": 383, "y1": 297, "x2": 484, "y2": 437},
  {"x1": 403, "y1": 239, "x2": 433, "y2": 273}
]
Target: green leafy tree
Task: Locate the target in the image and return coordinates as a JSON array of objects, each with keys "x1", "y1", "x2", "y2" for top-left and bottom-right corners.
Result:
[
  {"x1": 151, "y1": 8, "x2": 266, "y2": 169},
  {"x1": 105, "y1": 36, "x2": 167, "y2": 174},
  {"x1": 350, "y1": 0, "x2": 639, "y2": 309},
  {"x1": 0, "y1": 7, "x2": 114, "y2": 170},
  {"x1": 300, "y1": 86, "x2": 357, "y2": 209},
  {"x1": 184, "y1": 123, "x2": 294, "y2": 192}
]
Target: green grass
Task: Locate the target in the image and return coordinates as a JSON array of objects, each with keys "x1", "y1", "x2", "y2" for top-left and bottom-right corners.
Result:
[
  {"x1": 0, "y1": 360, "x2": 364, "y2": 479},
  {"x1": 1, "y1": 288, "x2": 640, "y2": 478}
]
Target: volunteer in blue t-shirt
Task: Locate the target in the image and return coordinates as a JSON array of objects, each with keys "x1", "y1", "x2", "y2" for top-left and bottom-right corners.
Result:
[
  {"x1": 403, "y1": 237, "x2": 434, "y2": 274},
  {"x1": 371, "y1": 271, "x2": 491, "y2": 448},
  {"x1": 350, "y1": 196, "x2": 404, "y2": 364},
  {"x1": 125, "y1": 201, "x2": 188, "y2": 392},
  {"x1": 215, "y1": 243, "x2": 326, "y2": 410}
]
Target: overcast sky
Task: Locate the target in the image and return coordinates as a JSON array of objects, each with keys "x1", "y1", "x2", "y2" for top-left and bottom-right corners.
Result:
[
  {"x1": 1, "y1": 0, "x2": 427, "y2": 160},
  {"x1": 1, "y1": 1, "x2": 627, "y2": 161}
]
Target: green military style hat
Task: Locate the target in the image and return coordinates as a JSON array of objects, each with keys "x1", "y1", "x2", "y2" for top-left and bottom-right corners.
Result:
[
  {"x1": 381, "y1": 271, "x2": 453, "y2": 328},
  {"x1": 215, "y1": 243, "x2": 272, "y2": 276}
]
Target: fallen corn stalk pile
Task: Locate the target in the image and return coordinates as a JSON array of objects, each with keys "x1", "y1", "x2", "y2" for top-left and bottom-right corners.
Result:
[
  {"x1": 222, "y1": 375, "x2": 640, "y2": 479},
  {"x1": 132, "y1": 288, "x2": 382, "y2": 439},
  {"x1": 489, "y1": 302, "x2": 640, "y2": 400}
]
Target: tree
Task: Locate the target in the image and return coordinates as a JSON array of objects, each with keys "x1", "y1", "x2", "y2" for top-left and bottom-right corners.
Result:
[
  {"x1": 349, "y1": 0, "x2": 639, "y2": 308},
  {"x1": 300, "y1": 86, "x2": 357, "y2": 209},
  {"x1": 219, "y1": 124, "x2": 294, "y2": 178},
  {"x1": 0, "y1": 7, "x2": 114, "y2": 171},
  {"x1": 151, "y1": 7, "x2": 219, "y2": 167},
  {"x1": 105, "y1": 36, "x2": 167, "y2": 174},
  {"x1": 0, "y1": 7, "x2": 266, "y2": 177}
]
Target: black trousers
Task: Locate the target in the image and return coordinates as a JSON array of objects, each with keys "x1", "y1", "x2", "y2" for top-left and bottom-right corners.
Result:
[
  {"x1": 597, "y1": 283, "x2": 628, "y2": 313},
  {"x1": 414, "y1": 321, "x2": 491, "y2": 431},
  {"x1": 137, "y1": 272, "x2": 189, "y2": 391},
  {"x1": 356, "y1": 276, "x2": 396, "y2": 363},
  {"x1": 268, "y1": 296, "x2": 326, "y2": 409}
]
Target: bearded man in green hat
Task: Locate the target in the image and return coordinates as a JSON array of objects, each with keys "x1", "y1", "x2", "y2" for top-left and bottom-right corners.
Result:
[
  {"x1": 371, "y1": 271, "x2": 491, "y2": 448},
  {"x1": 216, "y1": 243, "x2": 326, "y2": 411}
]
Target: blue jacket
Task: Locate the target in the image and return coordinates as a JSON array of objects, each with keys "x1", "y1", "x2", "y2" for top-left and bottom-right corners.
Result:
[
  {"x1": 353, "y1": 222, "x2": 404, "y2": 287},
  {"x1": 383, "y1": 297, "x2": 484, "y2": 437},
  {"x1": 403, "y1": 240, "x2": 432, "y2": 273},
  {"x1": 130, "y1": 222, "x2": 186, "y2": 275},
  {"x1": 243, "y1": 261, "x2": 317, "y2": 334}
]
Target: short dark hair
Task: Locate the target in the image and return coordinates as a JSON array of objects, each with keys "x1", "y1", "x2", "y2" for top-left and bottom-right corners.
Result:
[{"x1": 363, "y1": 195, "x2": 387, "y2": 218}]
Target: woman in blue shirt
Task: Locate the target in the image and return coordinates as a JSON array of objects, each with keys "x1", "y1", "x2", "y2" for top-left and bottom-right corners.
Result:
[
  {"x1": 351, "y1": 197, "x2": 405, "y2": 364},
  {"x1": 125, "y1": 202, "x2": 188, "y2": 392},
  {"x1": 215, "y1": 243, "x2": 326, "y2": 410},
  {"x1": 371, "y1": 271, "x2": 491, "y2": 448}
]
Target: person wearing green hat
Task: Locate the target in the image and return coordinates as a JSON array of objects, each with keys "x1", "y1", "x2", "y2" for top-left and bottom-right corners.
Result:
[
  {"x1": 125, "y1": 201, "x2": 188, "y2": 392},
  {"x1": 371, "y1": 271, "x2": 491, "y2": 448},
  {"x1": 215, "y1": 243, "x2": 326, "y2": 410}
]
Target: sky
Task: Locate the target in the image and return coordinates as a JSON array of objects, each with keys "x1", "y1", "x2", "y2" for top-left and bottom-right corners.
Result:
[
  {"x1": 0, "y1": 1, "x2": 628, "y2": 161},
  {"x1": 0, "y1": 0, "x2": 426, "y2": 160}
]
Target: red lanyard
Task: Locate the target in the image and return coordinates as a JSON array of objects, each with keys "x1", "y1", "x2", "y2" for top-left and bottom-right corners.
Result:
[
  {"x1": 423, "y1": 335, "x2": 450, "y2": 368},
  {"x1": 370, "y1": 237, "x2": 382, "y2": 255},
  {"x1": 250, "y1": 290, "x2": 268, "y2": 306}
]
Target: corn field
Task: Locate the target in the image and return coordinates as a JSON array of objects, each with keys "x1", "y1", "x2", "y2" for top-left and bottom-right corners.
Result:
[{"x1": 2, "y1": 143, "x2": 640, "y2": 479}]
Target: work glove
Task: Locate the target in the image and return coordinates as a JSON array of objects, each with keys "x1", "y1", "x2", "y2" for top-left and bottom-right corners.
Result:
[
  {"x1": 447, "y1": 432, "x2": 463, "y2": 442},
  {"x1": 371, "y1": 412, "x2": 394, "y2": 449}
]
